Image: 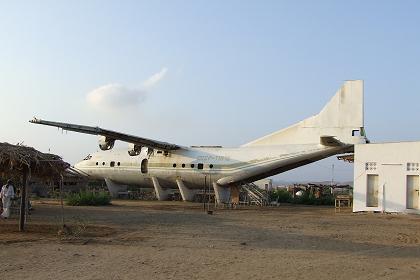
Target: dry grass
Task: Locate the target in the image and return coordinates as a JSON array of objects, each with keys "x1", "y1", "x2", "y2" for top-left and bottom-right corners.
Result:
[{"x1": 0, "y1": 142, "x2": 69, "y2": 178}]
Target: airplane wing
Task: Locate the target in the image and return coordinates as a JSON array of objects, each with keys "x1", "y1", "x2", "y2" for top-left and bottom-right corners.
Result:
[{"x1": 29, "y1": 117, "x2": 181, "y2": 151}]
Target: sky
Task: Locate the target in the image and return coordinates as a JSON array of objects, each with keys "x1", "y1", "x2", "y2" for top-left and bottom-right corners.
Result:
[{"x1": 1, "y1": 0, "x2": 420, "y2": 183}]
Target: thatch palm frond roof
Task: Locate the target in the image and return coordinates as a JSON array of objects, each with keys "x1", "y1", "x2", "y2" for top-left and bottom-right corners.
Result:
[{"x1": 0, "y1": 142, "x2": 69, "y2": 178}]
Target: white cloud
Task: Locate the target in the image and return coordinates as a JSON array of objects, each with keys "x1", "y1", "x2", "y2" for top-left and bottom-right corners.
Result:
[
  {"x1": 86, "y1": 67, "x2": 168, "y2": 111},
  {"x1": 86, "y1": 84, "x2": 145, "y2": 111},
  {"x1": 142, "y1": 67, "x2": 168, "y2": 88}
]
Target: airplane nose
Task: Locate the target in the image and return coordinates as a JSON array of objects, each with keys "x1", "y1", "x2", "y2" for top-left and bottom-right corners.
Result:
[
  {"x1": 74, "y1": 161, "x2": 82, "y2": 169},
  {"x1": 72, "y1": 160, "x2": 90, "y2": 177}
]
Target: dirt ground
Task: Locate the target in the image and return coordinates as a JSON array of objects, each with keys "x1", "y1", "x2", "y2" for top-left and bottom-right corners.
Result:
[{"x1": 0, "y1": 200, "x2": 420, "y2": 280}]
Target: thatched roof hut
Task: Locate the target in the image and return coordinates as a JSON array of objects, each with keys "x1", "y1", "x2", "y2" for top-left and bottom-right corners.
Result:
[
  {"x1": 0, "y1": 142, "x2": 70, "y2": 231},
  {"x1": 0, "y1": 142, "x2": 69, "y2": 178}
]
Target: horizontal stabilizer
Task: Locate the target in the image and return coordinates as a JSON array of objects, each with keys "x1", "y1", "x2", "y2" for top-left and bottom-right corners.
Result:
[{"x1": 320, "y1": 136, "x2": 344, "y2": 147}]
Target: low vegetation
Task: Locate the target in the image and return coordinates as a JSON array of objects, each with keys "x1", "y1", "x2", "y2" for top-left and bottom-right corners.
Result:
[
  {"x1": 66, "y1": 191, "x2": 111, "y2": 206},
  {"x1": 270, "y1": 189, "x2": 334, "y2": 205}
]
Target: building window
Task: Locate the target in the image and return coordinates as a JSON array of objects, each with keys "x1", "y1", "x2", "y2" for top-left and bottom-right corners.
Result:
[
  {"x1": 365, "y1": 162, "x2": 377, "y2": 171},
  {"x1": 197, "y1": 163, "x2": 203, "y2": 170},
  {"x1": 110, "y1": 161, "x2": 115, "y2": 167},
  {"x1": 407, "y1": 162, "x2": 419, "y2": 171}
]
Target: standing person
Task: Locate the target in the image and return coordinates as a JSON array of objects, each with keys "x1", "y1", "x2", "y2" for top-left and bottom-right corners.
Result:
[{"x1": 1, "y1": 180, "x2": 15, "y2": 219}]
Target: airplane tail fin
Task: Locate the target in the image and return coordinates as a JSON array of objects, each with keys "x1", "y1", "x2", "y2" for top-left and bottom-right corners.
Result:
[{"x1": 242, "y1": 80, "x2": 367, "y2": 147}]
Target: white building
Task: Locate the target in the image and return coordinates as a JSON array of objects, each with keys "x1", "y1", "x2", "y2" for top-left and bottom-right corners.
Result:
[
  {"x1": 353, "y1": 142, "x2": 420, "y2": 214},
  {"x1": 253, "y1": 178, "x2": 273, "y2": 191}
]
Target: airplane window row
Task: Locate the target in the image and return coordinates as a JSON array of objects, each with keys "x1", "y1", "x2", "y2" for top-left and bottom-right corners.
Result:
[
  {"x1": 172, "y1": 163, "x2": 214, "y2": 169},
  {"x1": 95, "y1": 161, "x2": 121, "y2": 167}
]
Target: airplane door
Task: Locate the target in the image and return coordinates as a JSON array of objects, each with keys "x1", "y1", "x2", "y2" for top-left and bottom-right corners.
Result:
[
  {"x1": 140, "y1": 147, "x2": 150, "y2": 174},
  {"x1": 141, "y1": 158, "x2": 148, "y2": 174}
]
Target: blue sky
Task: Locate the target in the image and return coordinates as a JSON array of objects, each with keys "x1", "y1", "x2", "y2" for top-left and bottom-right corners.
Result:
[{"x1": 1, "y1": 0, "x2": 420, "y2": 183}]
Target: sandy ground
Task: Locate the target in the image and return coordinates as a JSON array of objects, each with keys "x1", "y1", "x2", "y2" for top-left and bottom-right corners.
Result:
[{"x1": 0, "y1": 200, "x2": 420, "y2": 280}]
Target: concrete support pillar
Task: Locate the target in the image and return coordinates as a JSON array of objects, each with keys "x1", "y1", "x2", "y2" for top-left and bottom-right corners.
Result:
[
  {"x1": 176, "y1": 179, "x2": 196, "y2": 202},
  {"x1": 105, "y1": 178, "x2": 127, "y2": 198},
  {"x1": 230, "y1": 185, "x2": 240, "y2": 205},
  {"x1": 152, "y1": 177, "x2": 169, "y2": 201},
  {"x1": 213, "y1": 182, "x2": 231, "y2": 204}
]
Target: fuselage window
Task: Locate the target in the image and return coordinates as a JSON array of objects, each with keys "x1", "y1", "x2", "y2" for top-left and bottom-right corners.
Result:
[
  {"x1": 110, "y1": 161, "x2": 115, "y2": 167},
  {"x1": 190, "y1": 164, "x2": 195, "y2": 168},
  {"x1": 197, "y1": 163, "x2": 203, "y2": 170},
  {"x1": 209, "y1": 164, "x2": 214, "y2": 169},
  {"x1": 173, "y1": 163, "x2": 177, "y2": 168},
  {"x1": 182, "y1": 164, "x2": 186, "y2": 168},
  {"x1": 96, "y1": 162, "x2": 98, "y2": 166},
  {"x1": 117, "y1": 162, "x2": 121, "y2": 166},
  {"x1": 102, "y1": 162, "x2": 105, "y2": 166},
  {"x1": 141, "y1": 159, "x2": 148, "y2": 174}
]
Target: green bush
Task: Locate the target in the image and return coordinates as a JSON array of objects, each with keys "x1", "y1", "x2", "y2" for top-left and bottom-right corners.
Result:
[
  {"x1": 270, "y1": 189, "x2": 335, "y2": 206},
  {"x1": 292, "y1": 191, "x2": 334, "y2": 206},
  {"x1": 66, "y1": 191, "x2": 111, "y2": 206},
  {"x1": 270, "y1": 189, "x2": 292, "y2": 203}
]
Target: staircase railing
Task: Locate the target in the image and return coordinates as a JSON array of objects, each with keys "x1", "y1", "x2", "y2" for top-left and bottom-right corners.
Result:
[{"x1": 241, "y1": 183, "x2": 269, "y2": 206}]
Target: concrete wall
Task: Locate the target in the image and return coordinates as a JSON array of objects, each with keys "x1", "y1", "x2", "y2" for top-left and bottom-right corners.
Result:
[{"x1": 354, "y1": 142, "x2": 420, "y2": 214}]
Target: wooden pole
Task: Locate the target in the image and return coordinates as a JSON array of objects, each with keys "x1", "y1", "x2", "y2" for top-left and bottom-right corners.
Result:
[
  {"x1": 19, "y1": 166, "x2": 29, "y2": 232},
  {"x1": 203, "y1": 175, "x2": 206, "y2": 212},
  {"x1": 59, "y1": 174, "x2": 65, "y2": 227}
]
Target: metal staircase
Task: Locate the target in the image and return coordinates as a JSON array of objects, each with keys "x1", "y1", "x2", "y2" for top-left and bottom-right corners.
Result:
[{"x1": 241, "y1": 183, "x2": 269, "y2": 206}]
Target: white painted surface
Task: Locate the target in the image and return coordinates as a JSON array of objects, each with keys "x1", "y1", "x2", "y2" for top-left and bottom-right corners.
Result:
[{"x1": 353, "y1": 142, "x2": 420, "y2": 214}]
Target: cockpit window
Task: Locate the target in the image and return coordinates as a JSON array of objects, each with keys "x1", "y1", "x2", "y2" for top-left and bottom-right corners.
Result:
[{"x1": 83, "y1": 154, "x2": 92, "y2": 160}]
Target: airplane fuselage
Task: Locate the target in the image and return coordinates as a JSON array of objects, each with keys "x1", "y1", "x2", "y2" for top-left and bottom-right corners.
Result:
[{"x1": 75, "y1": 143, "x2": 351, "y2": 190}]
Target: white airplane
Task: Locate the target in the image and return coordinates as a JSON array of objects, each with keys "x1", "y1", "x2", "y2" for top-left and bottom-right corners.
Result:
[{"x1": 30, "y1": 80, "x2": 368, "y2": 203}]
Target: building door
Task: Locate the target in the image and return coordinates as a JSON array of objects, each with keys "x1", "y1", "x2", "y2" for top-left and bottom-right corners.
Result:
[
  {"x1": 366, "y1": 174, "x2": 379, "y2": 207},
  {"x1": 407, "y1": 175, "x2": 419, "y2": 209}
]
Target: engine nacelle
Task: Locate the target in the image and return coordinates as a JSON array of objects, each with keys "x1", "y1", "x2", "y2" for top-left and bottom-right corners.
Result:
[
  {"x1": 98, "y1": 136, "x2": 115, "y2": 150},
  {"x1": 128, "y1": 143, "x2": 142, "y2": 156}
]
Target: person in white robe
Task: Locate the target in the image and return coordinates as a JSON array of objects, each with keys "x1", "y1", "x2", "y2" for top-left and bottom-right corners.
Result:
[{"x1": 1, "y1": 180, "x2": 15, "y2": 219}]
